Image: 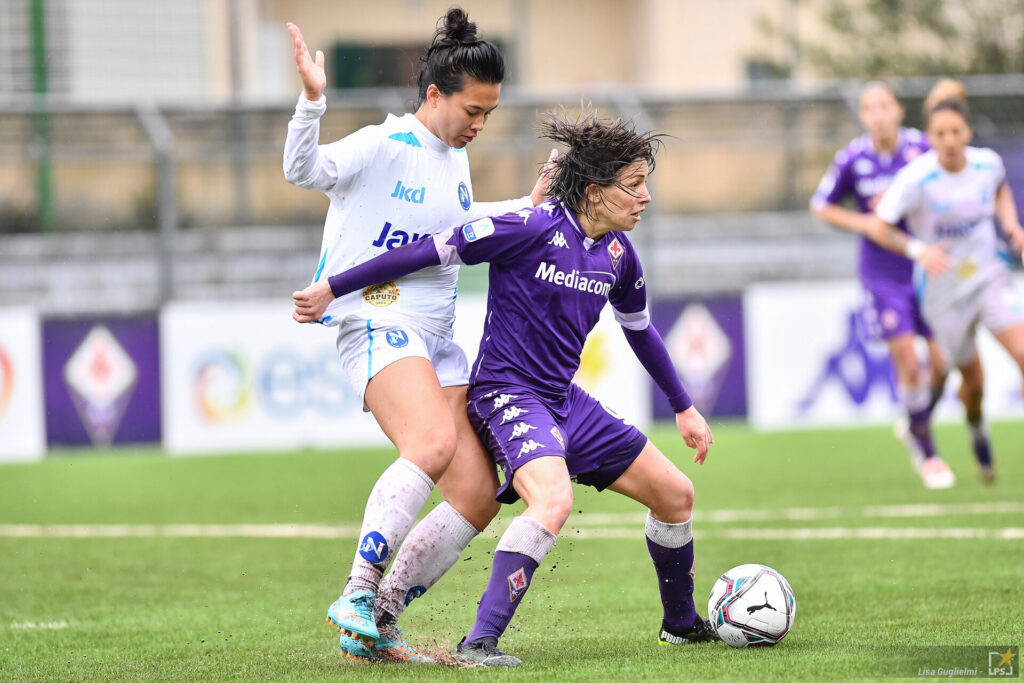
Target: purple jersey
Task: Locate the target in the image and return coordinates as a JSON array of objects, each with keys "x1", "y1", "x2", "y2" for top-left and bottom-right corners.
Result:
[
  {"x1": 437, "y1": 200, "x2": 648, "y2": 400},
  {"x1": 811, "y1": 128, "x2": 928, "y2": 285}
]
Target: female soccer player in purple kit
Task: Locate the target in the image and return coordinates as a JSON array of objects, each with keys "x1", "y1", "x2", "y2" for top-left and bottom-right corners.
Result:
[
  {"x1": 294, "y1": 111, "x2": 719, "y2": 666},
  {"x1": 811, "y1": 81, "x2": 952, "y2": 488}
]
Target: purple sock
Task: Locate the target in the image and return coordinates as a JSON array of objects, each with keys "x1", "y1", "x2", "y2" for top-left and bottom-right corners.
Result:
[
  {"x1": 973, "y1": 436, "x2": 992, "y2": 466},
  {"x1": 909, "y1": 408, "x2": 936, "y2": 458},
  {"x1": 465, "y1": 551, "x2": 539, "y2": 642},
  {"x1": 646, "y1": 537, "x2": 697, "y2": 633}
]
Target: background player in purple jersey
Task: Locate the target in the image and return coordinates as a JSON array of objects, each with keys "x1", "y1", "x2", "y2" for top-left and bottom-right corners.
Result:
[
  {"x1": 294, "y1": 111, "x2": 719, "y2": 666},
  {"x1": 811, "y1": 81, "x2": 950, "y2": 487}
]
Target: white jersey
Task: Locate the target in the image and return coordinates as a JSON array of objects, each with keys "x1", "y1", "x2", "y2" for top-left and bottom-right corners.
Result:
[
  {"x1": 283, "y1": 95, "x2": 531, "y2": 338},
  {"x1": 876, "y1": 146, "x2": 1009, "y2": 305}
]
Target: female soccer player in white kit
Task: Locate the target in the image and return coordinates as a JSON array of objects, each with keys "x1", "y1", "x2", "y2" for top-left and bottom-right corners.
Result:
[
  {"x1": 283, "y1": 9, "x2": 551, "y2": 662},
  {"x1": 865, "y1": 97, "x2": 1024, "y2": 483}
]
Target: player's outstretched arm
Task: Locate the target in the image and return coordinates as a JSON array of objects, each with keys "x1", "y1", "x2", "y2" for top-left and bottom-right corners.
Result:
[
  {"x1": 995, "y1": 181, "x2": 1024, "y2": 264},
  {"x1": 862, "y1": 215, "x2": 950, "y2": 276},
  {"x1": 292, "y1": 238, "x2": 441, "y2": 323},
  {"x1": 287, "y1": 22, "x2": 326, "y2": 102},
  {"x1": 810, "y1": 202, "x2": 875, "y2": 235}
]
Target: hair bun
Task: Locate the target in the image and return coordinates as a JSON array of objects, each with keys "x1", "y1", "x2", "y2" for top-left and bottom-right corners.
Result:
[{"x1": 439, "y1": 7, "x2": 478, "y2": 45}]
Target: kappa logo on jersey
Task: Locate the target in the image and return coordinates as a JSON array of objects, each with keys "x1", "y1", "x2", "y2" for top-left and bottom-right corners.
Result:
[
  {"x1": 385, "y1": 329, "x2": 409, "y2": 348},
  {"x1": 508, "y1": 421, "x2": 537, "y2": 440},
  {"x1": 390, "y1": 180, "x2": 425, "y2": 204},
  {"x1": 607, "y1": 237, "x2": 624, "y2": 271},
  {"x1": 458, "y1": 181, "x2": 471, "y2": 210},
  {"x1": 500, "y1": 406, "x2": 529, "y2": 424},
  {"x1": 548, "y1": 231, "x2": 569, "y2": 248},
  {"x1": 507, "y1": 567, "x2": 528, "y2": 602},
  {"x1": 371, "y1": 222, "x2": 429, "y2": 250},
  {"x1": 549, "y1": 426, "x2": 565, "y2": 449},
  {"x1": 540, "y1": 201, "x2": 557, "y2": 216},
  {"x1": 514, "y1": 208, "x2": 533, "y2": 224},
  {"x1": 463, "y1": 217, "x2": 495, "y2": 242},
  {"x1": 363, "y1": 281, "x2": 400, "y2": 307},
  {"x1": 493, "y1": 393, "x2": 518, "y2": 409},
  {"x1": 517, "y1": 439, "x2": 545, "y2": 458},
  {"x1": 359, "y1": 531, "x2": 389, "y2": 564}
]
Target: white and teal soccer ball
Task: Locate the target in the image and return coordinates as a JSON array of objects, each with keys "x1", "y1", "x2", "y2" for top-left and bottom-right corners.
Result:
[{"x1": 708, "y1": 564, "x2": 795, "y2": 648}]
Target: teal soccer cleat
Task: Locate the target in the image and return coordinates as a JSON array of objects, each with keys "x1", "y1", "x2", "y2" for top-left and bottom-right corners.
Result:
[
  {"x1": 374, "y1": 624, "x2": 433, "y2": 663},
  {"x1": 338, "y1": 630, "x2": 381, "y2": 662},
  {"x1": 326, "y1": 590, "x2": 379, "y2": 646}
]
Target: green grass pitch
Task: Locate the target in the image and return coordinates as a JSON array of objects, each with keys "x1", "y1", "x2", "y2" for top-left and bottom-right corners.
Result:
[{"x1": 1, "y1": 420, "x2": 1022, "y2": 681}]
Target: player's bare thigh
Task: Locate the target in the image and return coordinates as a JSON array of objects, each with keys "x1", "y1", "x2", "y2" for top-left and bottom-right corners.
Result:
[
  {"x1": 886, "y1": 332, "x2": 922, "y2": 386},
  {"x1": 436, "y1": 384, "x2": 501, "y2": 531},
  {"x1": 607, "y1": 440, "x2": 694, "y2": 524},
  {"x1": 363, "y1": 356, "x2": 457, "y2": 482},
  {"x1": 509, "y1": 455, "x2": 574, "y2": 535}
]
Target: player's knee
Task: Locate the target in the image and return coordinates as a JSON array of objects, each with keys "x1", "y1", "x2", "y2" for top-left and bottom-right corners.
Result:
[
  {"x1": 401, "y1": 424, "x2": 458, "y2": 480},
  {"x1": 649, "y1": 473, "x2": 693, "y2": 522},
  {"x1": 450, "y1": 492, "x2": 500, "y2": 532},
  {"x1": 532, "y1": 483, "x2": 573, "y2": 533}
]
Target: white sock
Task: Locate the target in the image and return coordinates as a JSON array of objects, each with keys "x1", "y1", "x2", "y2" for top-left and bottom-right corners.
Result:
[
  {"x1": 344, "y1": 458, "x2": 434, "y2": 595},
  {"x1": 375, "y1": 501, "x2": 479, "y2": 623}
]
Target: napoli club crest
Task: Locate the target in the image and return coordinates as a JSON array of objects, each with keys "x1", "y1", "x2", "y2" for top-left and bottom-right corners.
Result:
[
  {"x1": 607, "y1": 237, "x2": 624, "y2": 271},
  {"x1": 458, "y1": 181, "x2": 471, "y2": 210}
]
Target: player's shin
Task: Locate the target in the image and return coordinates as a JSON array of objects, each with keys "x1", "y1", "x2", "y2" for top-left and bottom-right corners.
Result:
[
  {"x1": 464, "y1": 516, "x2": 556, "y2": 643},
  {"x1": 375, "y1": 501, "x2": 479, "y2": 626},
  {"x1": 645, "y1": 512, "x2": 698, "y2": 633},
  {"x1": 346, "y1": 458, "x2": 435, "y2": 595},
  {"x1": 900, "y1": 383, "x2": 936, "y2": 458}
]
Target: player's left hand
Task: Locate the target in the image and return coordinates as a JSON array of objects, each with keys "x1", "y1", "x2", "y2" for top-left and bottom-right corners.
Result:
[
  {"x1": 292, "y1": 281, "x2": 333, "y2": 323},
  {"x1": 676, "y1": 405, "x2": 713, "y2": 465},
  {"x1": 529, "y1": 148, "x2": 558, "y2": 206}
]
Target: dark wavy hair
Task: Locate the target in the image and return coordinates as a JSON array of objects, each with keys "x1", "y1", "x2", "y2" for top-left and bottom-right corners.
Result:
[
  {"x1": 417, "y1": 7, "x2": 504, "y2": 105},
  {"x1": 539, "y1": 109, "x2": 663, "y2": 220},
  {"x1": 925, "y1": 97, "x2": 970, "y2": 128}
]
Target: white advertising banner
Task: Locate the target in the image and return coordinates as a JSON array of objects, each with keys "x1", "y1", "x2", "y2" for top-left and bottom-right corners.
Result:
[
  {"x1": 162, "y1": 295, "x2": 649, "y2": 454},
  {"x1": 745, "y1": 277, "x2": 1024, "y2": 429},
  {"x1": 0, "y1": 308, "x2": 45, "y2": 462}
]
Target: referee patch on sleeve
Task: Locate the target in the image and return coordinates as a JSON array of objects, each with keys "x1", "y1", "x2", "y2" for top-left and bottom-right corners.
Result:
[{"x1": 463, "y1": 217, "x2": 495, "y2": 242}]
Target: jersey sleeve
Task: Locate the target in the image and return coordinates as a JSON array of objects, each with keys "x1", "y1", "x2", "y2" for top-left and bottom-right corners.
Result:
[
  {"x1": 810, "y1": 148, "x2": 854, "y2": 210},
  {"x1": 608, "y1": 239, "x2": 651, "y2": 330},
  {"x1": 283, "y1": 95, "x2": 378, "y2": 193},
  {"x1": 433, "y1": 211, "x2": 544, "y2": 267},
  {"x1": 875, "y1": 164, "x2": 923, "y2": 225}
]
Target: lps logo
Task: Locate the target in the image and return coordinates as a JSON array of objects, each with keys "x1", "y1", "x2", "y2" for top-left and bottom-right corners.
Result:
[
  {"x1": 404, "y1": 585, "x2": 427, "y2": 606},
  {"x1": 385, "y1": 330, "x2": 409, "y2": 348},
  {"x1": 458, "y1": 181, "x2": 471, "y2": 210},
  {"x1": 0, "y1": 346, "x2": 13, "y2": 419},
  {"x1": 988, "y1": 647, "x2": 1016, "y2": 676},
  {"x1": 390, "y1": 180, "x2": 425, "y2": 204},
  {"x1": 359, "y1": 531, "x2": 389, "y2": 564}
]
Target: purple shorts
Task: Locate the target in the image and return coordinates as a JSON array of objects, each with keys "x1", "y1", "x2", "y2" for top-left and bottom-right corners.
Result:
[
  {"x1": 863, "y1": 282, "x2": 932, "y2": 341},
  {"x1": 467, "y1": 383, "x2": 648, "y2": 504}
]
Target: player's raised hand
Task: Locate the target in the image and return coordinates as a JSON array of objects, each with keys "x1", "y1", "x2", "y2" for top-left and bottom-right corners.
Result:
[
  {"x1": 676, "y1": 405, "x2": 713, "y2": 465},
  {"x1": 918, "y1": 240, "x2": 951, "y2": 276},
  {"x1": 292, "y1": 281, "x2": 334, "y2": 323},
  {"x1": 287, "y1": 22, "x2": 326, "y2": 101},
  {"x1": 529, "y1": 148, "x2": 558, "y2": 206}
]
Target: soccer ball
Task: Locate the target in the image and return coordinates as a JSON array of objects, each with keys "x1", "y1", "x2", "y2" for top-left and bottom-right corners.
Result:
[{"x1": 708, "y1": 564, "x2": 795, "y2": 648}]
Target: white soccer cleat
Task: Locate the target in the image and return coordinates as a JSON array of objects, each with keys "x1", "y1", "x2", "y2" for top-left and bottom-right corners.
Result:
[
  {"x1": 919, "y1": 456, "x2": 956, "y2": 489},
  {"x1": 893, "y1": 417, "x2": 925, "y2": 472}
]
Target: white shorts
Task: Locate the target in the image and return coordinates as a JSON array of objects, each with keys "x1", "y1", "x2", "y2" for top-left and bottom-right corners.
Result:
[
  {"x1": 924, "y1": 272, "x2": 1024, "y2": 366},
  {"x1": 335, "y1": 316, "x2": 470, "y2": 406}
]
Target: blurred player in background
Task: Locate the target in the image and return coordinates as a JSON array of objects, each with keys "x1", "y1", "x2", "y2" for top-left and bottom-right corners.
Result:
[
  {"x1": 811, "y1": 81, "x2": 950, "y2": 488},
  {"x1": 865, "y1": 96, "x2": 1024, "y2": 484},
  {"x1": 295, "y1": 110, "x2": 719, "y2": 667},
  {"x1": 283, "y1": 7, "x2": 552, "y2": 662}
]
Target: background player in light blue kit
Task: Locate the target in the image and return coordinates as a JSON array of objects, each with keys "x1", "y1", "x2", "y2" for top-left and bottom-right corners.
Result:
[
  {"x1": 864, "y1": 96, "x2": 1024, "y2": 484},
  {"x1": 811, "y1": 81, "x2": 950, "y2": 488},
  {"x1": 284, "y1": 8, "x2": 551, "y2": 662},
  {"x1": 294, "y1": 110, "x2": 720, "y2": 666}
]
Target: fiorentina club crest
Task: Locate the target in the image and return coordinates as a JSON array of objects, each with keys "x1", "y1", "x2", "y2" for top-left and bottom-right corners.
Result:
[
  {"x1": 665, "y1": 304, "x2": 732, "y2": 414},
  {"x1": 63, "y1": 325, "x2": 138, "y2": 446},
  {"x1": 507, "y1": 567, "x2": 529, "y2": 602},
  {"x1": 607, "y1": 237, "x2": 624, "y2": 271}
]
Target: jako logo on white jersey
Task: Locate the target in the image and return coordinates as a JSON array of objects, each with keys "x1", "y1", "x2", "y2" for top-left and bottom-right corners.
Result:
[
  {"x1": 390, "y1": 180, "x2": 425, "y2": 204},
  {"x1": 548, "y1": 231, "x2": 569, "y2": 248},
  {"x1": 517, "y1": 439, "x2": 545, "y2": 458},
  {"x1": 508, "y1": 421, "x2": 537, "y2": 439},
  {"x1": 534, "y1": 262, "x2": 612, "y2": 297},
  {"x1": 371, "y1": 222, "x2": 428, "y2": 250}
]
